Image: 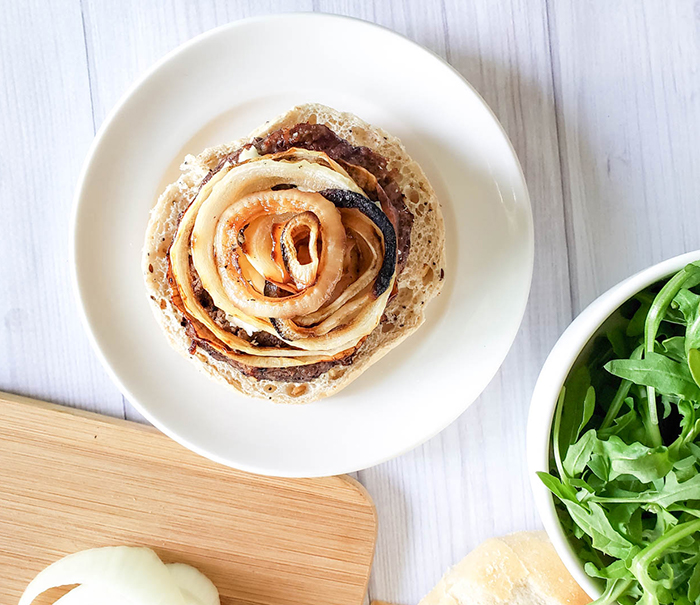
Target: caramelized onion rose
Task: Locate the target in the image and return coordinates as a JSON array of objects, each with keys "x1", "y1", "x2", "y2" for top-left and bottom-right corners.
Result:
[{"x1": 168, "y1": 149, "x2": 398, "y2": 369}]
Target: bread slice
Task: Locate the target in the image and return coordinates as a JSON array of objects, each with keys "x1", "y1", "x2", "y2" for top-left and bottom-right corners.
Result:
[
  {"x1": 419, "y1": 531, "x2": 591, "y2": 605},
  {"x1": 143, "y1": 103, "x2": 446, "y2": 404}
]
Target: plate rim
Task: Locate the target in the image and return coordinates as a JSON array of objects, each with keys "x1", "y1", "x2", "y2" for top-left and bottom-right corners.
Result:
[{"x1": 71, "y1": 12, "x2": 535, "y2": 477}]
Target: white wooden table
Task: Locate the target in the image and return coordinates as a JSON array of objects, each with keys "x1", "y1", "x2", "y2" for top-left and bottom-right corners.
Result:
[{"x1": 2, "y1": 1, "x2": 700, "y2": 603}]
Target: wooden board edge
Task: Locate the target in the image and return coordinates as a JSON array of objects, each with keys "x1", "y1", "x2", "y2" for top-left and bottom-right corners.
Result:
[
  {"x1": 0, "y1": 390, "x2": 155, "y2": 431},
  {"x1": 338, "y1": 474, "x2": 378, "y2": 599},
  {"x1": 0, "y1": 389, "x2": 378, "y2": 491}
]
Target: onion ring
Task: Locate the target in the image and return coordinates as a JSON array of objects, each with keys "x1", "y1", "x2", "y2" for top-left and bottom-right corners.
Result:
[
  {"x1": 167, "y1": 149, "x2": 399, "y2": 373},
  {"x1": 209, "y1": 189, "x2": 345, "y2": 319}
]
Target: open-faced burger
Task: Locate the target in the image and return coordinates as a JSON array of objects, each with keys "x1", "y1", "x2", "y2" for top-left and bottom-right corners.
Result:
[{"x1": 143, "y1": 104, "x2": 446, "y2": 403}]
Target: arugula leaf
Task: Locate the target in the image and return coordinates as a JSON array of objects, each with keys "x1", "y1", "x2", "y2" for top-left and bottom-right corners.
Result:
[
  {"x1": 600, "y1": 406, "x2": 638, "y2": 439},
  {"x1": 597, "y1": 436, "x2": 673, "y2": 483},
  {"x1": 564, "y1": 431, "x2": 672, "y2": 483},
  {"x1": 659, "y1": 336, "x2": 687, "y2": 363},
  {"x1": 535, "y1": 471, "x2": 577, "y2": 502},
  {"x1": 672, "y1": 455, "x2": 698, "y2": 481},
  {"x1": 688, "y1": 560, "x2": 700, "y2": 601},
  {"x1": 643, "y1": 266, "x2": 700, "y2": 447},
  {"x1": 601, "y1": 345, "x2": 643, "y2": 431},
  {"x1": 688, "y1": 349, "x2": 700, "y2": 389},
  {"x1": 588, "y1": 453, "x2": 611, "y2": 481},
  {"x1": 589, "y1": 473, "x2": 700, "y2": 510},
  {"x1": 632, "y1": 519, "x2": 700, "y2": 605},
  {"x1": 605, "y1": 352, "x2": 700, "y2": 400},
  {"x1": 564, "y1": 500, "x2": 637, "y2": 559},
  {"x1": 628, "y1": 298, "x2": 652, "y2": 337},
  {"x1": 655, "y1": 473, "x2": 700, "y2": 508},
  {"x1": 673, "y1": 289, "x2": 700, "y2": 351},
  {"x1": 592, "y1": 578, "x2": 635, "y2": 605},
  {"x1": 579, "y1": 386, "x2": 596, "y2": 440},
  {"x1": 559, "y1": 365, "x2": 592, "y2": 451},
  {"x1": 688, "y1": 442, "x2": 700, "y2": 462},
  {"x1": 585, "y1": 559, "x2": 630, "y2": 580},
  {"x1": 563, "y1": 429, "x2": 597, "y2": 476},
  {"x1": 672, "y1": 289, "x2": 700, "y2": 325},
  {"x1": 672, "y1": 288, "x2": 700, "y2": 390},
  {"x1": 660, "y1": 396, "x2": 673, "y2": 420}
]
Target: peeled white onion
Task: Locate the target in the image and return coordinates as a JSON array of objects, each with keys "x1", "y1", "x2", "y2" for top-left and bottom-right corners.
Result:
[
  {"x1": 19, "y1": 547, "x2": 219, "y2": 605},
  {"x1": 52, "y1": 584, "x2": 125, "y2": 605},
  {"x1": 167, "y1": 563, "x2": 220, "y2": 605}
]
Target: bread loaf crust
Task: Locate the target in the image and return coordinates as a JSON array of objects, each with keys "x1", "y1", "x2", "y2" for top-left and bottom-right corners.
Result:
[{"x1": 419, "y1": 531, "x2": 591, "y2": 605}]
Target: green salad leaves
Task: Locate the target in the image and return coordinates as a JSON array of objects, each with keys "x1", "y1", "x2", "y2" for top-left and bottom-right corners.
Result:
[{"x1": 540, "y1": 262, "x2": 700, "y2": 605}]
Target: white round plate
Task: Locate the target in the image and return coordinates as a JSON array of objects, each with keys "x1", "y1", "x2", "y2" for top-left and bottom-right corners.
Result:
[{"x1": 73, "y1": 14, "x2": 533, "y2": 477}]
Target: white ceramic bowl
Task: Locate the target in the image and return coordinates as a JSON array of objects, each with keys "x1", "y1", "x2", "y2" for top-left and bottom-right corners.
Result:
[{"x1": 527, "y1": 250, "x2": 700, "y2": 598}]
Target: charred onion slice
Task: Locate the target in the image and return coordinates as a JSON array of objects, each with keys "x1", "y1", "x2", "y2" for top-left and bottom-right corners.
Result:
[
  {"x1": 171, "y1": 157, "x2": 362, "y2": 320},
  {"x1": 240, "y1": 213, "x2": 293, "y2": 287},
  {"x1": 211, "y1": 189, "x2": 345, "y2": 319},
  {"x1": 270, "y1": 284, "x2": 391, "y2": 350},
  {"x1": 337, "y1": 159, "x2": 399, "y2": 230},
  {"x1": 295, "y1": 209, "x2": 382, "y2": 327},
  {"x1": 280, "y1": 211, "x2": 321, "y2": 289},
  {"x1": 265, "y1": 208, "x2": 394, "y2": 351},
  {"x1": 168, "y1": 150, "x2": 400, "y2": 370},
  {"x1": 319, "y1": 189, "x2": 396, "y2": 297}
]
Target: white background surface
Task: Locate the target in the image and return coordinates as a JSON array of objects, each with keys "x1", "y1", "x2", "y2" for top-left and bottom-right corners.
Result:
[{"x1": 2, "y1": 1, "x2": 700, "y2": 603}]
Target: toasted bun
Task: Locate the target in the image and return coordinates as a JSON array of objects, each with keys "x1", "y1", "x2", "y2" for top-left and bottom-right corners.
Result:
[
  {"x1": 419, "y1": 531, "x2": 590, "y2": 605},
  {"x1": 143, "y1": 103, "x2": 445, "y2": 403}
]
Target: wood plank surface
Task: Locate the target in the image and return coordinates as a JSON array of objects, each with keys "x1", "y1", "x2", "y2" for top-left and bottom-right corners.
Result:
[
  {"x1": 0, "y1": 0, "x2": 124, "y2": 416},
  {"x1": 549, "y1": 0, "x2": 700, "y2": 312},
  {"x1": 0, "y1": 392, "x2": 376, "y2": 605}
]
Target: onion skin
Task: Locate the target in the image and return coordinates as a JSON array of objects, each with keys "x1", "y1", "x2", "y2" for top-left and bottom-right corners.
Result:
[{"x1": 319, "y1": 189, "x2": 397, "y2": 297}]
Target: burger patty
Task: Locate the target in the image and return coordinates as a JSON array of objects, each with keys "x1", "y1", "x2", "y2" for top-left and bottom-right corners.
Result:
[
  {"x1": 199, "y1": 340, "x2": 356, "y2": 383},
  {"x1": 173, "y1": 122, "x2": 414, "y2": 383}
]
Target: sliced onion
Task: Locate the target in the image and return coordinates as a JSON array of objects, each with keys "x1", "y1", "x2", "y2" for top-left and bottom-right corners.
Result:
[
  {"x1": 19, "y1": 548, "x2": 221, "y2": 605},
  {"x1": 319, "y1": 189, "x2": 397, "y2": 297},
  {"x1": 271, "y1": 284, "x2": 392, "y2": 351},
  {"x1": 53, "y1": 585, "x2": 126, "y2": 605},
  {"x1": 52, "y1": 567, "x2": 219, "y2": 605},
  {"x1": 167, "y1": 563, "x2": 220, "y2": 605},
  {"x1": 19, "y1": 547, "x2": 185, "y2": 605},
  {"x1": 170, "y1": 156, "x2": 363, "y2": 334},
  {"x1": 296, "y1": 209, "x2": 383, "y2": 327},
  {"x1": 234, "y1": 250, "x2": 267, "y2": 294},
  {"x1": 209, "y1": 189, "x2": 345, "y2": 319},
  {"x1": 241, "y1": 213, "x2": 292, "y2": 286},
  {"x1": 261, "y1": 147, "x2": 355, "y2": 179},
  {"x1": 279, "y1": 211, "x2": 321, "y2": 289},
  {"x1": 166, "y1": 148, "x2": 400, "y2": 371},
  {"x1": 169, "y1": 294, "x2": 351, "y2": 363}
]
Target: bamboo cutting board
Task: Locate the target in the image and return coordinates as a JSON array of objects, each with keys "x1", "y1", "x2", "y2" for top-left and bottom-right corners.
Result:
[{"x1": 0, "y1": 392, "x2": 376, "y2": 605}]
